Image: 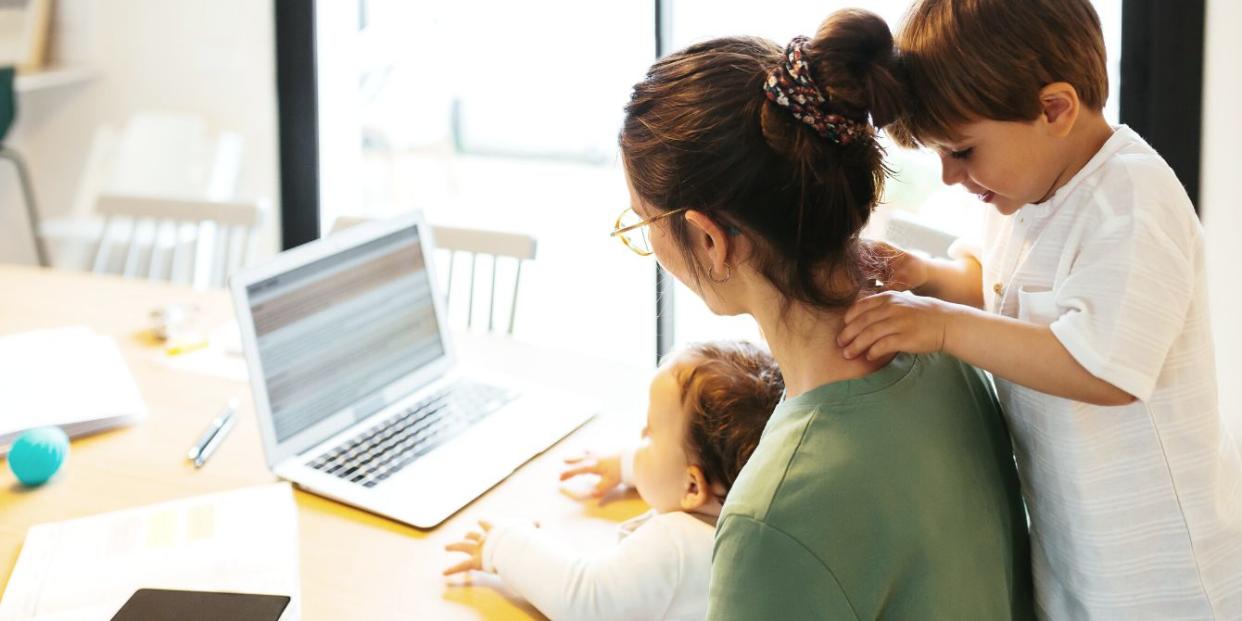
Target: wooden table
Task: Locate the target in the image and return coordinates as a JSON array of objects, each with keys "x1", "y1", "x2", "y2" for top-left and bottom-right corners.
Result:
[{"x1": 0, "y1": 265, "x2": 651, "y2": 620}]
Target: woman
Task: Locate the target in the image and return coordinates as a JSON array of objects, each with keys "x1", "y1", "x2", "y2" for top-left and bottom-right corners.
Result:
[{"x1": 613, "y1": 9, "x2": 1033, "y2": 620}]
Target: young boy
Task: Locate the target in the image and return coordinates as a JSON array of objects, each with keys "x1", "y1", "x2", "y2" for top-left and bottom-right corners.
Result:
[
  {"x1": 838, "y1": 0, "x2": 1242, "y2": 618},
  {"x1": 443, "y1": 340, "x2": 783, "y2": 621}
]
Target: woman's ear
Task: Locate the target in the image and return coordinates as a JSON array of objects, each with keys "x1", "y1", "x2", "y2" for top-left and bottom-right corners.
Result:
[
  {"x1": 680, "y1": 465, "x2": 714, "y2": 511},
  {"x1": 1038, "y1": 82, "x2": 1080, "y2": 138},
  {"x1": 682, "y1": 210, "x2": 733, "y2": 276}
]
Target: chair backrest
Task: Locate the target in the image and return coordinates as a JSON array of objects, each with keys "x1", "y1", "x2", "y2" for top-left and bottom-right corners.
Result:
[
  {"x1": 70, "y1": 113, "x2": 245, "y2": 219},
  {"x1": 331, "y1": 216, "x2": 537, "y2": 335},
  {"x1": 91, "y1": 194, "x2": 263, "y2": 290},
  {"x1": 433, "y1": 225, "x2": 537, "y2": 335},
  {"x1": 883, "y1": 210, "x2": 956, "y2": 259}
]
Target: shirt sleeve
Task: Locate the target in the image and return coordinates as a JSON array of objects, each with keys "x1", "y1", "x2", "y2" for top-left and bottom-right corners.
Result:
[
  {"x1": 948, "y1": 237, "x2": 983, "y2": 264},
  {"x1": 1047, "y1": 204, "x2": 1197, "y2": 402},
  {"x1": 707, "y1": 515, "x2": 858, "y2": 621},
  {"x1": 619, "y1": 446, "x2": 637, "y2": 488},
  {"x1": 483, "y1": 517, "x2": 684, "y2": 621}
]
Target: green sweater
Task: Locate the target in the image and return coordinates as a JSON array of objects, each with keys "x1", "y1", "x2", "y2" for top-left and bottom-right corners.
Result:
[{"x1": 708, "y1": 353, "x2": 1033, "y2": 620}]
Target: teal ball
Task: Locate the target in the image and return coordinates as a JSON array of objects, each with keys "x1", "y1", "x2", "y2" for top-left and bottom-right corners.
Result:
[{"x1": 9, "y1": 426, "x2": 69, "y2": 486}]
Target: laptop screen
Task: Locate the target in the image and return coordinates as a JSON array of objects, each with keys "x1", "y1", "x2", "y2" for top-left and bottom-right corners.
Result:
[{"x1": 245, "y1": 225, "x2": 445, "y2": 443}]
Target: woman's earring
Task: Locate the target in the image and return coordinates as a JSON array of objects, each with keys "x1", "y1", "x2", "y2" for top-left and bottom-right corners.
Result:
[{"x1": 708, "y1": 262, "x2": 732, "y2": 283}]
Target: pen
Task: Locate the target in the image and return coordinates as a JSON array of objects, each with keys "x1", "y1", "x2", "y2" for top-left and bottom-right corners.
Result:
[
  {"x1": 188, "y1": 399, "x2": 237, "y2": 467},
  {"x1": 193, "y1": 411, "x2": 235, "y2": 468}
]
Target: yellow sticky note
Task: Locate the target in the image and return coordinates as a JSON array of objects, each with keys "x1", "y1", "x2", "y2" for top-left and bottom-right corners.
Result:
[
  {"x1": 186, "y1": 504, "x2": 215, "y2": 542},
  {"x1": 145, "y1": 509, "x2": 177, "y2": 549}
]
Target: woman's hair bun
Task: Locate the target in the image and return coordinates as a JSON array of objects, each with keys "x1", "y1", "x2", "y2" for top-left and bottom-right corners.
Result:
[{"x1": 804, "y1": 9, "x2": 907, "y2": 129}]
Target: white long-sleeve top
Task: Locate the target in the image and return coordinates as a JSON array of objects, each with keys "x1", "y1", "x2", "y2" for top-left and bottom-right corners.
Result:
[{"x1": 481, "y1": 509, "x2": 715, "y2": 621}]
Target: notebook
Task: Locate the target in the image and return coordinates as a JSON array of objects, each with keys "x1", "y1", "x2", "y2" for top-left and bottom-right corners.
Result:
[{"x1": 0, "y1": 325, "x2": 146, "y2": 455}]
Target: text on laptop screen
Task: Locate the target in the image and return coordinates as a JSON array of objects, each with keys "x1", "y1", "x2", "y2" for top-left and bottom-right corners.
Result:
[{"x1": 246, "y1": 226, "x2": 445, "y2": 443}]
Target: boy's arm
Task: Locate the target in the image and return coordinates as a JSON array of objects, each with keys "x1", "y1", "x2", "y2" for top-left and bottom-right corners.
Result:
[
  {"x1": 837, "y1": 294, "x2": 1136, "y2": 406},
  {"x1": 872, "y1": 240, "x2": 983, "y2": 308},
  {"x1": 914, "y1": 255, "x2": 984, "y2": 308},
  {"x1": 943, "y1": 305, "x2": 1135, "y2": 405}
]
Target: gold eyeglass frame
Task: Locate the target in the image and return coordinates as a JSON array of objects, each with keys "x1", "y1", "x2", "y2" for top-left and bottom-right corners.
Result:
[{"x1": 610, "y1": 206, "x2": 689, "y2": 256}]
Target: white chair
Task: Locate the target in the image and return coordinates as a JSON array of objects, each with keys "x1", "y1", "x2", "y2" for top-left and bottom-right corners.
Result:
[
  {"x1": 434, "y1": 224, "x2": 536, "y2": 335},
  {"x1": 91, "y1": 194, "x2": 262, "y2": 289},
  {"x1": 332, "y1": 216, "x2": 537, "y2": 335},
  {"x1": 39, "y1": 112, "x2": 253, "y2": 273}
]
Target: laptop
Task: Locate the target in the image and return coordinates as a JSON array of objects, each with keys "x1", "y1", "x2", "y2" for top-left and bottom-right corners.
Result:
[{"x1": 229, "y1": 212, "x2": 596, "y2": 528}]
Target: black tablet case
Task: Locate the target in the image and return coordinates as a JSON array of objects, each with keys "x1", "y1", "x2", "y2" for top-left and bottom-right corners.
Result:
[{"x1": 110, "y1": 588, "x2": 291, "y2": 621}]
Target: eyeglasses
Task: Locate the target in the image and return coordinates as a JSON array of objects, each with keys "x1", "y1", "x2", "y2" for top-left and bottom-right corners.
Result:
[{"x1": 611, "y1": 206, "x2": 688, "y2": 256}]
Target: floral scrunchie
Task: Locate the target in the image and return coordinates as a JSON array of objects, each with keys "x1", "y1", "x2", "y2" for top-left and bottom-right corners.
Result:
[{"x1": 762, "y1": 36, "x2": 872, "y2": 146}]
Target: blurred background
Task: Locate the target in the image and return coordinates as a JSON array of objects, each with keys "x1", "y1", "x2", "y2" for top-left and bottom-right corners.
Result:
[{"x1": 2, "y1": 0, "x2": 1236, "y2": 417}]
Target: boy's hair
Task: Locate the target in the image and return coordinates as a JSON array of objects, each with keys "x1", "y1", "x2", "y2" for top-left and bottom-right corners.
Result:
[
  {"x1": 886, "y1": 0, "x2": 1109, "y2": 148},
  {"x1": 621, "y1": 10, "x2": 904, "y2": 312},
  {"x1": 670, "y1": 341, "x2": 784, "y2": 501}
]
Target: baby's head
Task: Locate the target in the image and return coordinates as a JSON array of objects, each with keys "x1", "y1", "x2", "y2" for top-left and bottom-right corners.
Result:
[
  {"x1": 887, "y1": 0, "x2": 1110, "y2": 215},
  {"x1": 632, "y1": 341, "x2": 783, "y2": 514}
]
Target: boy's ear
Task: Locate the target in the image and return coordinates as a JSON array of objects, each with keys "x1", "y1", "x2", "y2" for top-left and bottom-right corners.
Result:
[
  {"x1": 679, "y1": 465, "x2": 714, "y2": 511},
  {"x1": 1038, "y1": 82, "x2": 1080, "y2": 138}
]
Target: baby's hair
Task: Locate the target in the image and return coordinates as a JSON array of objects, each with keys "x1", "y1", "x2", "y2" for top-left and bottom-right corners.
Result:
[
  {"x1": 886, "y1": 0, "x2": 1109, "y2": 148},
  {"x1": 669, "y1": 340, "x2": 784, "y2": 502}
]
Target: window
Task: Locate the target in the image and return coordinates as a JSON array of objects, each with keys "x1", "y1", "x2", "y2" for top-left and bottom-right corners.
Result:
[{"x1": 312, "y1": 0, "x2": 658, "y2": 366}]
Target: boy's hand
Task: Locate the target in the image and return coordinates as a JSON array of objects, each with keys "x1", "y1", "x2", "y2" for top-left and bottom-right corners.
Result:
[
  {"x1": 838, "y1": 292, "x2": 960, "y2": 360},
  {"x1": 559, "y1": 452, "x2": 623, "y2": 497},
  {"x1": 443, "y1": 519, "x2": 493, "y2": 575},
  {"x1": 865, "y1": 239, "x2": 929, "y2": 292}
]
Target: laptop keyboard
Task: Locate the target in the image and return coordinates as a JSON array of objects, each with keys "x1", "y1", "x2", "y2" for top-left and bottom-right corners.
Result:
[{"x1": 307, "y1": 380, "x2": 517, "y2": 488}]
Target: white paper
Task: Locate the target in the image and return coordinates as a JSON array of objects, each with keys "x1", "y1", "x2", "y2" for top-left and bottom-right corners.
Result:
[
  {"x1": 0, "y1": 326, "x2": 147, "y2": 454},
  {"x1": 0, "y1": 483, "x2": 301, "y2": 621}
]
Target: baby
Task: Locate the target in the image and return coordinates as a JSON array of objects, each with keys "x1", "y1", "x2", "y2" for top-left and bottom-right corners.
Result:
[{"x1": 444, "y1": 340, "x2": 783, "y2": 621}]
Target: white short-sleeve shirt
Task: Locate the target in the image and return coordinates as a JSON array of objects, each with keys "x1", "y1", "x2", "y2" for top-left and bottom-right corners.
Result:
[{"x1": 967, "y1": 126, "x2": 1242, "y2": 620}]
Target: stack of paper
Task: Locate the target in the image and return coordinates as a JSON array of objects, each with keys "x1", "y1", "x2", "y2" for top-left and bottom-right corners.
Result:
[
  {"x1": 0, "y1": 483, "x2": 301, "y2": 621},
  {"x1": 0, "y1": 326, "x2": 146, "y2": 455}
]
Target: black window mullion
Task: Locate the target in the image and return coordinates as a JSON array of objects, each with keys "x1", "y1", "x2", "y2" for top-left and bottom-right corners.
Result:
[
  {"x1": 654, "y1": 0, "x2": 677, "y2": 364},
  {"x1": 1120, "y1": 0, "x2": 1205, "y2": 212},
  {"x1": 275, "y1": 0, "x2": 321, "y2": 249}
]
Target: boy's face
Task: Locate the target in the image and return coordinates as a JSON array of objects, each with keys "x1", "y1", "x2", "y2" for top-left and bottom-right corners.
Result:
[
  {"x1": 929, "y1": 119, "x2": 1067, "y2": 216},
  {"x1": 632, "y1": 361, "x2": 696, "y2": 513}
]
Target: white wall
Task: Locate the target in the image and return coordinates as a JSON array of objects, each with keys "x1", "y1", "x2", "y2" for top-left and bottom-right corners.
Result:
[
  {"x1": 0, "y1": 0, "x2": 278, "y2": 265},
  {"x1": 1202, "y1": 0, "x2": 1242, "y2": 420}
]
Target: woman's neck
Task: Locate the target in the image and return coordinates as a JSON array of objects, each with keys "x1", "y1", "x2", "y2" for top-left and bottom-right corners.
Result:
[{"x1": 748, "y1": 287, "x2": 893, "y2": 398}]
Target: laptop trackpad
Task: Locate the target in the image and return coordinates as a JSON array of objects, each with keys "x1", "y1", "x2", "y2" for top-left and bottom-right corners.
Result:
[{"x1": 382, "y1": 402, "x2": 565, "y2": 509}]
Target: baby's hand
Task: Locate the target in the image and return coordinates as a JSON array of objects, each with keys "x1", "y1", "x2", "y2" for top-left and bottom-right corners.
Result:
[
  {"x1": 443, "y1": 519, "x2": 493, "y2": 576},
  {"x1": 838, "y1": 291, "x2": 960, "y2": 361},
  {"x1": 865, "y1": 239, "x2": 929, "y2": 292},
  {"x1": 560, "y1": 452, "x2": 623, "y2": 498}
]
